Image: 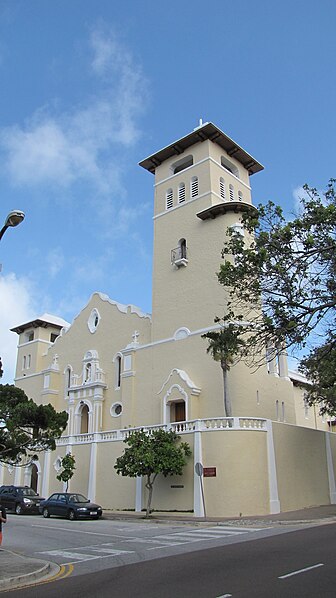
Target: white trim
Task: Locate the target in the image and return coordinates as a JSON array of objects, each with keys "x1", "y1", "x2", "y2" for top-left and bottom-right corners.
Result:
[
  {"x1": 163, "y1": 384, "x2": 188, "y2": 425},
  {"x1": 193, "y1": 421, "x2": 205, "y2": 517},
  {"x1": 325, "y1": 432, "x2": 336, "y2": 504},
  {"x1": 265, "y1": 420, "x2": 281, "y2": 513}
]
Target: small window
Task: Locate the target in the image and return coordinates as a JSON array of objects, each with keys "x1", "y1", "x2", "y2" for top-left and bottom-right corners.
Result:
[
  {"x1": 171, "y1": 155, "x2": 193, "y2": 175},
  {"x1": 26, "y1": 331, "x2": 34, "y2": 342},
  {"x1": 190, "y1": 176, "x2": 198, "y2": 198},
  {"x1": 178, "y1": 183, "x2": 186, "y2": 204},
  {"x1": 229, "y1": 184, "x2": 234, "y2": 201},
  {"x1": 238, "y1": 190, "x2": 243, "y2": 202},
  {"x1": 220, "y1": 177, "x2": 226, "y2": 200},
  {"x1": 23, "y1": 355, "x2": 26, "y2": 369},
  {"x1": 178, "y1": 238, "x2": 187, "y2": 259},
  {"x1": 27, "y1": 354, "x2": 31, "y2": 369},
  {"x1": 50, "y1": 333, "x2": 58, "y2": 343},
  {"x1": 111, "y1": 402, "x2": 123, "y2": 417},
  {"x1": 166, "y1": 188, "x2": 173, "y2": 210},
  {"x1": 88, "y1": 308, "x2": 100, "y2": 333},
  {"x1": 85, "y1": 363, "x2": 92, "y2": 383}
]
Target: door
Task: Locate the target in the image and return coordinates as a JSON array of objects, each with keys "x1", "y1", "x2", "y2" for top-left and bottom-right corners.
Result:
[{"x1": 174, "y1": 402, "x2": 186, "y2": 422}]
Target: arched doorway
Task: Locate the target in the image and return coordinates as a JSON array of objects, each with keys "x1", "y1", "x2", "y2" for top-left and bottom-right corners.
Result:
[
  {"x1": 80, "y1": 404, "x2": 89, "y2": 434},
  {"x1": 30, "y1": 463, "x2": 38, "y2": 492}
]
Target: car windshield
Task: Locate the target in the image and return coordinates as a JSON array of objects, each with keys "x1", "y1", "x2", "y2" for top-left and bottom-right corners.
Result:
[
  {"x1": 69, "y1": 494, "x2": 89, "y2": 503},
  {"x1": 22, "y1": 488, "x2": 38, "y2": 497}
]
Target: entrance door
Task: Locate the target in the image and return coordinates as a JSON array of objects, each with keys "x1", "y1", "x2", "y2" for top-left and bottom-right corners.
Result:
[
  {"x1": 30, "y1": 464, "x2": 38, "y2": 492},
  {"x1": 173, "y1": 401, "x2": 186, "y2": 422}
]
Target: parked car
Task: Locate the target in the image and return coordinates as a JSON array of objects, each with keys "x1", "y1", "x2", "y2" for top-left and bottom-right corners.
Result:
[
  {"x1": 0, "y1": 485, "x2": 45, "y2": 515},
  {"x1": 39, "y1": 493, "x2": 103, "y2": 520}
]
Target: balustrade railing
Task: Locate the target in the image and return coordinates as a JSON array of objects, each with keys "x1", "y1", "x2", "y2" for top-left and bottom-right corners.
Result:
[{"x1": 56, "y1": 417, "x2": 268, "y2": 446}]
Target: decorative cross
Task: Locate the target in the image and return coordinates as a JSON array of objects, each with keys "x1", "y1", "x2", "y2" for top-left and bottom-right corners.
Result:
[{"x1": 132, "y1": 330, "x2": 140, "y2": 344}]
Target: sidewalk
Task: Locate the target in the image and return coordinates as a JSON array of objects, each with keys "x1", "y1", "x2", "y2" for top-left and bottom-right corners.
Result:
[{"x1": 1, "y1": 504, "x2": 336, "y2": 591}]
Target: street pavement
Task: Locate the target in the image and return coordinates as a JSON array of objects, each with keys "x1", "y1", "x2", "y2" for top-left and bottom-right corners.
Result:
[{"x1": 1, "y1": 504, "x2": 336, "y2": 592}]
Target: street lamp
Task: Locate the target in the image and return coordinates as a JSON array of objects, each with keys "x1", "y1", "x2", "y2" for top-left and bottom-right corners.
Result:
[{"x1": 0, "y1": 210, "x2": 25, "y2": 241}]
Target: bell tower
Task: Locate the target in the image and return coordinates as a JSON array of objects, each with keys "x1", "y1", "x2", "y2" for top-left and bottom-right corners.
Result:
[{"x1": 139, "y1": 122, "x2": 263, "y2": 343}]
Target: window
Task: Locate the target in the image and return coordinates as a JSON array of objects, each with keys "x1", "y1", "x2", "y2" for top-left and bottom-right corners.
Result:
[
  {"x1": 171, "y1": 155, "x2": 193, "y2": 175},
  {"x1": 111, "y1": 402, "x2": 123, "y2": 417},
  {"x1": 166, "y1": 188, "x2": 173, "y2": 210},
  {"x1": 23, "y1": 355, "x2": 26, "y2": 369},
  {"x1": 220, "y1": 177, "x2": 226, "y2": 199},
  {"x1": 50, "y1": 333, "x2": 58, "y2": 343},
  {"x1": 178, "y1": 238, "x2": 187, "y2": 259},
  {"x1": 221, "y1": 156, "x2": 239, "y2": 178},
  {"x1": 229, "y1": 184, "x2": 234, "y2": 201},
  {"x1": 88, "y1": 308, "x2": 100, "y2": 333},
  {"x1": 26, "y1": 331, "x2": 34, "y2": 342},
  {"x1": 178, "y1": 182, "x2": 186, "y2": 203},
  {"x1": 171, "y1": 238, "x2": 188, "y2": 267},
  {"x1": 115, "y1": 355, "x2": 122, "y2": 389},
  {"x1": 84, "y1": 363, "x2": 92, "y2": 383},
  {"x1": 238, "y1": 190, "x2": 243, "y2": 202},
  {"x1": 27, "y1": 354, "x2": 31, "y2": 369},
  {"x1": 65, "y1": 367, "x2": 72, "y2": 396},
  {"x1": 190, "y1": 176, "x2": 198, "y2": 198}
]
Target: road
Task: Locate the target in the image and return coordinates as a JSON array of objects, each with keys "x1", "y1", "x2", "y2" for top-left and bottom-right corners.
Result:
[{"x1": 2, "y1": 516, "x2": 336, "y2": 596}]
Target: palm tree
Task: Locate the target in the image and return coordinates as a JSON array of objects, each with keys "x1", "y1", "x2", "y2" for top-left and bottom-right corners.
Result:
[{"x1": 203, "y1": 325, "x2": 246, "y2": 417}]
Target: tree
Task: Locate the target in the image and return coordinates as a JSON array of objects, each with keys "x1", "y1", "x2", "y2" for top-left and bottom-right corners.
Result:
[
  {"x1": 114, "y1": 429, "x2": 191, "y2": 517},
  {"x1": 0, "y1": 384, "x2": 68, "y2": 464},
  {"x1": 56, "y1": 452, "x2": 76, "y2": 491},
  {"x1": 217, "y1": 180, "x2": 336, "y2": 411},
  {"x1": 202, "y1": 324, "x2": 246, "y2": 417}
]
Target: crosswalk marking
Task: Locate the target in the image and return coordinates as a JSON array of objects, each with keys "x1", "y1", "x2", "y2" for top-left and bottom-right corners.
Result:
[{"x1": 36, "y1": 525, "x2": 269, "y2": 563}]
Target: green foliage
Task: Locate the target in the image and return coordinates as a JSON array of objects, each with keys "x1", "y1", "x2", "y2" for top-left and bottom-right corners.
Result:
[
  {"x1": 115, "y1": 429, "x2": 191, "y2": 516},
  {"x1": 202, "y1": 324, "x2": 247, "y2": 372},
  {"x1": 299, "y1": 339, "x2": 336, "y2": 415},
  {"x1": 56, "y1": 453, "x2": 76, "y2": 491},
  {"x1": 217, "y1": 179, "x2": 336, "y2": 412},
  {"x1": 0, "y1": 384, "x2": 68, "y2": 464}
]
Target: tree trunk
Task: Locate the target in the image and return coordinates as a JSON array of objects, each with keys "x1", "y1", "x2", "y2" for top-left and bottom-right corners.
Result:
[
  {"x1": 222, "y1": 365, "x2": 232, "y2": 417},
  {"x1": 145, "y1": 474, "x2": 153, "y2": 518}
]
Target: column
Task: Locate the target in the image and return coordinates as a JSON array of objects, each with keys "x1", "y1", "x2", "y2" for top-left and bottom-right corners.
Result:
[
  {"x1": 266, "y1": 419, "x2": 281, "y2": 513},
  {"x1": 325, "y1": 432, "x2": 336, "y2": 504},
  {"x1": 193, "y1": 420, "x2": 205, "y2": 517}
]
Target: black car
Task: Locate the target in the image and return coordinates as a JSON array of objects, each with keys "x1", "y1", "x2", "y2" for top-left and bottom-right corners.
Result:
[
  {"x1": 0, "y1": 485, "x2": 45, "y2": 515},
  {"x1": 39, "y1": 493, "x2": 103, "y2": 520}
]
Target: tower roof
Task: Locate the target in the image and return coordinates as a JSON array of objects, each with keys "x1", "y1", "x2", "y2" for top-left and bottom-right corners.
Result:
[
  {"x1": 139, "y1": 122, "x2": 264, "y2": 175},
  {"x1": 10, "y1": 313, "x2": 70, "y2": 334}
]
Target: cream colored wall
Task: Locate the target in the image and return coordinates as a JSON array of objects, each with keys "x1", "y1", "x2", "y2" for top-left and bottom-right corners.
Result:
[
  {"x1": 273, "y1": 422, "x2": 330, "y2": 511},
  {"x1": 202, "y1": 430, "x2": 269, "y2": 517},
  {"x1": 96, "y1": 442, "x2": 136, "y2": 510},
  {"x1": 293, "y1": 383, "x2": 329, "y2": 431}
]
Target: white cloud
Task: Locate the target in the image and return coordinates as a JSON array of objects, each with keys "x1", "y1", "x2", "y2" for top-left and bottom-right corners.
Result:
[
  {"x1": 0, "y1": 273, "x2": 38, "y2": 384},
  {"x1": 0, "y1": 28, "x2": 148, "y2": 192},
  {"x1": 45, "y1": 248, "x2": 65, "y2": 278}
]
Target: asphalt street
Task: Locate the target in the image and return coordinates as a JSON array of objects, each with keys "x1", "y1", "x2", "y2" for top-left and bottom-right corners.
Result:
[{"x1": 3, "y1": 522, "x2": 336, "y2": 597}]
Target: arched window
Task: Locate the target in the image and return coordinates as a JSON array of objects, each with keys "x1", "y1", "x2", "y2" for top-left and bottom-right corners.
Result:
[
  {"x1": 65, "y1": 366, "x2": 72, "y2": 396},
  {"x1": 178, "y1": 182, "x2": 186, "y2": 203},
  {"x1": 220, "y1": 177, "x2": 226, "y2": 199},
  {"x1": 115, "y1": 355, "x2": 122, "y2": 389},
  {"x1": 80, "y1": 404, "x2": 89, "y2": 434},
  {"x1": 190, "y1": 176, "x2": 198, "y2": 198},
  {"x1": 221, "y1": 156, "x2": 239, "y2": 178},
  {"x1": 166, "y1": 188, "x2": 173, "y2": 210},
  {"x1": 238, "y1": 190, "x2": 243, "y2": 201},
  {"x1": 178, "y1": 238, "x2": 187, "y2": 260},
  {"x1": 85, "y1": 363, "x2": 92, "y2": 383},
  {"x1": 171, "y1": 155, "x2": 193, "y2": 175},
  {"x1": 229, "y1": 184, "x2": 234, "y2": 201}
]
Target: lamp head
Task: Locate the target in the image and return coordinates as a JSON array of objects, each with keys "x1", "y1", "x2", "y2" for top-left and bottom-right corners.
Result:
[{"x1": 5, "y1": 210, "x2": 25, "y2": 228}]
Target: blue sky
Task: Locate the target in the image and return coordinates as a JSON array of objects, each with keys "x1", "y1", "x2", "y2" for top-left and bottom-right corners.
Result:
[{"x1": 0, "y1": 0, "x2": 335, "y2": 383}]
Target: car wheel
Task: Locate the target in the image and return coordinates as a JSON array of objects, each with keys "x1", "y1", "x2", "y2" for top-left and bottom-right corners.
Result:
[
  {"x1": 68, "y1": 509, "x2": 76, "y2": 521},
  {"x1": 42, "y1": 508, "x2": 50, "y2": 518},
  {"x1": 15, "y1": 504, "x2": 23, "y2": 515}
]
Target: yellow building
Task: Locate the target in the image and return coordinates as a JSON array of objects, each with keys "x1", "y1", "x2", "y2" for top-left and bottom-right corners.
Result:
[{"x1": 3, "y1": 122, "x2": 336, "y2": 517}]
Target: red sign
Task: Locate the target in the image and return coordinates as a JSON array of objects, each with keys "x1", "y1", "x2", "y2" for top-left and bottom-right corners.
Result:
[{"x1": 203, "y1": 467, "x2": 216, "y2": 477}]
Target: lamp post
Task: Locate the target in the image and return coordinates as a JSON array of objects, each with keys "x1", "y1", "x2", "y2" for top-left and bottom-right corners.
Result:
[{"x1": 0, "y1": 210, "x2": 25, "y2": 241}]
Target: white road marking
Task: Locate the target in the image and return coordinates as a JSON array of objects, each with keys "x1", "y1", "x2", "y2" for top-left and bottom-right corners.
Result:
[
  {"x1": 216, "y1": 594, "x2": 232, "y2": 597},
  {"x1": 279, "y1": 563, "x2": 324, "y2": 579},
  {"x1": 32, "y1": 524, "x2": 136, "y2": 538}
]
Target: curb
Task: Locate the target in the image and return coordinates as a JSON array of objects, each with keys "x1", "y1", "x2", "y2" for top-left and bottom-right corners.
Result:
[{"x1": 0, "y1": 554, "x2": 60, "y2": 592}]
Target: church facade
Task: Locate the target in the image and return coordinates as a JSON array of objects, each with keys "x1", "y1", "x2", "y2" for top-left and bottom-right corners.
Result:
[{"x1": 3, "y1": 122, "x2": 336, "y2": 517}]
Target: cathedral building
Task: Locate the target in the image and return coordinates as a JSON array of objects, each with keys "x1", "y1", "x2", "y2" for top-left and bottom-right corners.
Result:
[{"x1": 3, "y1": 122, "x2": 335, "y2": 517}]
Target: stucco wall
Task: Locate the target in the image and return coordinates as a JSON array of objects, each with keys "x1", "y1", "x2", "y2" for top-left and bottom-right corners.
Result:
[{"x1": 273, "y1": 422, "x2": 330, "y2": 511}]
